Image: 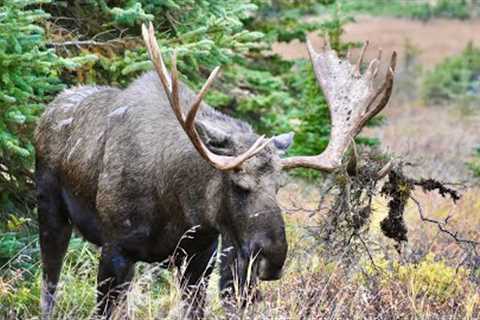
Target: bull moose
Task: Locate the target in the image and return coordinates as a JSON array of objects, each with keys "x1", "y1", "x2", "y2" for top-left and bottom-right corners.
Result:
[{"x1": 35, "y1": 23, "x2": 396, "y2": 319}]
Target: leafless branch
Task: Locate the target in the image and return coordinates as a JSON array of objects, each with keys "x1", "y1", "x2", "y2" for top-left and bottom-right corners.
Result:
[
  {"x1": 410, "y1": 196, "x2": 479, "y2": 249},
  {"x1": 48, "y1": 36, "x2": 139, "y2": 49}
]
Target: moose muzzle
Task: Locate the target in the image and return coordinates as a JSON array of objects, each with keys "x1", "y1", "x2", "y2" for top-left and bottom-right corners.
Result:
[{"x1": 250, "y1": 224, "x2": 288, "y2": 281}]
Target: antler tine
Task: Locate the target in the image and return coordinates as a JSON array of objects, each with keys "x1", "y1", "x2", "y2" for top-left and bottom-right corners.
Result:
[
  {"x1": 142, "y1": 23, "x2": 172, "y2": 98},
  {"x1": 185, "y1": 66, "x2": 221, "y2": 131},
  {"x1": 361, "y1": 51, "x2": 397, "y2": 126},
  {"x1": 223, "y1": 135, "x2": 272, "y2": 169},
  {"x1": 280, "y1": 40, "x2": 396, "y2": 172},
  {"x1": 355, "y1": 40, "x2": 369, "y2": 76},
  {"x1": 346, "y1": 46, "x2": 352, "y2": 60},
  {"x1": 377, "y1": 160, "x2": 393, "y2": 179},
  {"x1": 373, "y1": 48, "x2": 383, "y2": 79},
  {"x1": 366, "y1": 48, "x2": 382, "y2": 80},
  {"x1": 364, "y1": 48, "x2": 382, "y2": 84},
  {"x1": 170, "y1": 50, "x2": 181, "y2": 122},
  {"x1": 142, "y1": 23, "x2": 271, "y2": 171}
]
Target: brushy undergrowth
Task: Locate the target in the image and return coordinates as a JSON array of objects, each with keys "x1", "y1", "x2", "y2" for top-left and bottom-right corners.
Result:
[
  {"x1": 2, "y1": 208, "x2": 479, "y2": 319},
  {"x1": 2, "y1": 157, "x2": 479, "y2": 319},
  {"x1": 335, "y1": 0, "x2": 476, "y2": 21},
  {"x1": 422, "y1": 43, "x2": 480, "y2": 108},
  {"x1": 469, "y1": 146, "x2": 480, "y2": 178}
]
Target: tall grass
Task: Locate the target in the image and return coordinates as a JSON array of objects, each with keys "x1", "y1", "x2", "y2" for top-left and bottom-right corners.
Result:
[{"x1": 1, "y1": 186, "x2": 479, "y2": 319}]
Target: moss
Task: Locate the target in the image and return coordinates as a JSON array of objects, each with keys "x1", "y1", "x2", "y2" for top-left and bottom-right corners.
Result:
[
  {"x1": 380, "y1": 170, "x2": 412, "y2": 243},
  {"x1": 379, "y1": 166, "x2": 461, "y2": 245}
]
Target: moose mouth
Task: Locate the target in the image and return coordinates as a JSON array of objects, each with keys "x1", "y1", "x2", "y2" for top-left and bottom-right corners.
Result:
[
  {"x1": 257, "y1": 256, "x2": 283, "y2": 281},
  {"x1": 237, "y1": 250, "x2": 284, "y2": 283}
]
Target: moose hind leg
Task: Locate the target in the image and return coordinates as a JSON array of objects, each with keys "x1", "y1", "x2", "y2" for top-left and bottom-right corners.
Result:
[
  {"x1": 97, "y1": 244, "x2": 135, "y2": 317},
  {"x1": 37, "y1": 169, "x2": 73, "y2": 319}
]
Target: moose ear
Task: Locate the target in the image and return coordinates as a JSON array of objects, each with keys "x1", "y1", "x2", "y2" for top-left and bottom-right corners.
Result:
[
  {"x1": 272, "y1": 132, "x2": 294, "y2": 155},
  {"x1": 195, "y1": 120, "x2": 234, "y2": 155}
]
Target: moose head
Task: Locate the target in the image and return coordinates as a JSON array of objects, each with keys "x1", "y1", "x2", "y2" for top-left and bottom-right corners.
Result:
[{"x1": 141, "y1": 22, "x2": 396, "y2": 297}]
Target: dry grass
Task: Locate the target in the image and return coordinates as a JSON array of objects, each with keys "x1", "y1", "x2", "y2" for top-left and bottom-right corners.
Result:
[
  {"x1": 3, "y1": 180, "x2": 478, "y2": 320},
  {"x1": 365, "y1": 104, "x2": 480, "y2": 183}
]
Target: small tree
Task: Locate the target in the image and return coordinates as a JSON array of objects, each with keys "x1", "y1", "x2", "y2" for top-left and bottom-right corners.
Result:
[{"x1": 0, "y1": 0, "x2": 93, "y2": 217}]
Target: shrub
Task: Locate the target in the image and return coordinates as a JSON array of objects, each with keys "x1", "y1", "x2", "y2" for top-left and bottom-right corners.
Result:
[
  {"x1": 468, "y1": 146, "x2": 480, "y2": 178},
  {"x1": 337, "y1": 0, "x2": 474, "y2": 21},
  {"x1": 432, "y1": 0, "x2": 471, "y2": 20},
  {"x1": 45, "y1": 0, "x2": 270, "y2": 87},
  {"x1": 0, "y1": 0, "x2": 96, "y2": 217},
  {"x1": 422, "y1": 43, "x2": 480, "y2": 106},
  {"x1": 363, "y1": 254, "x2": 470, "y2": 302}
]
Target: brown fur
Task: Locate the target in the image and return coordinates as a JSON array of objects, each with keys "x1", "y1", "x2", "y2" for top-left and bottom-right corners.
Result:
[{"x1": 35, "y1": 71, "x2": 289, "y2": 318}]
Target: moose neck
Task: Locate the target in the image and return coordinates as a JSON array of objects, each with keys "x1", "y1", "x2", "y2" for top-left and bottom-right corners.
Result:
[{"x1": 155, "y1": 151, "x2": 225, "y2": 232}]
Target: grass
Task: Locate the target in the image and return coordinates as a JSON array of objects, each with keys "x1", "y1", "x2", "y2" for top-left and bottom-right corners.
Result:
[{"x1": 1, "y1": 185, "x2": 479, "y2": 319}]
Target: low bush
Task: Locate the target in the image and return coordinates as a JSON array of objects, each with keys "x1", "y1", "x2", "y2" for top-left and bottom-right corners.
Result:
[
  {"x1": 363, "y1": 254, "x2": 469, "y2": 302},
  {"x1": 468, "y1": 147, "x2": 480, "y2": 178},
  {"x1": 336, "y1": 0, "x2": 474, "y2": 21},
  {"x1": 0, "y1": 0, "x2": 95, "y2": 218},
  {"x1": 422, "y1": 43, "x2": 480, "y2": 107}
]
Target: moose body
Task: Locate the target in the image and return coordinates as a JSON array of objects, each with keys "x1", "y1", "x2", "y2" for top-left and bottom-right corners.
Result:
[
  {"x1": 36, "y1": 23, "x2": 396, "y2": 319},
  {"x1": 35, "y1": 71, "x2": 290, "y2": 318}
]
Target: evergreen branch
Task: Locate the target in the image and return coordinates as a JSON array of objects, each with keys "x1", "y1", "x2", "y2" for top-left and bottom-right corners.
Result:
[{"x1": 48, "y1": 36, "x2": 139, "y2": 48}]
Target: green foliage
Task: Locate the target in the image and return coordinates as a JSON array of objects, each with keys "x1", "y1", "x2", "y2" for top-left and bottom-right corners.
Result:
[
  {"x1": 318, "y1": 6, "x2": 355, "y2": 53},
  {"x1": 422, "y1": 43, "x2": 480, "y2": 106},
  {"x1": 336, "y1": 0, "x2": 473, "y2": 21},
  {"x1": 431, "y1": 0, "x2": 471, "y2": 19},
  {"x1": 363, "y1": 254, "x2": 469, "y2": 302},
  {"x1": 0, "y1": 0, "x2": 95, "y2": 217},
  {"x1": 0, "y1": 235, "x2": 98, "y2": 319},
  {"x1": 468, "y1": 146, "x2": 480, "y2": 178},
  {"x1": 0, "y1": 0, "x2": 379, "y2": 213},
  {"x1": 48, "y1": 0, "x2": 265, "y2": 86}
]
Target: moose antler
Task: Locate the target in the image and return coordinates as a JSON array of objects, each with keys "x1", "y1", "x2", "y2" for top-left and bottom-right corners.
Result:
[
  {"x1": 142, "y1": 23, "x2": 271, "y2": 171},
  {"x1": 281, "y1": 40, "x2": 397, "y2": 171}
]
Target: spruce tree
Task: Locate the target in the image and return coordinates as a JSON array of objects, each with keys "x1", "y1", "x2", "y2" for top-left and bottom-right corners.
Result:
[{"x1": 0, "y1": 0, "x2": 94, "y2": 216}]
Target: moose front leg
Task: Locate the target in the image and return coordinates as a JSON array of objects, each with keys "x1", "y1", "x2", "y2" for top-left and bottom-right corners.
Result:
[
  {"x1": 219, "y1": 237, "x2": 260, "y2": 315},
  {"x1": 97, "y1": 244, "x2": 135, "y2": 318},
  {"x1": 176, "y1": 240, "x2": 218, "y2": 319}
]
